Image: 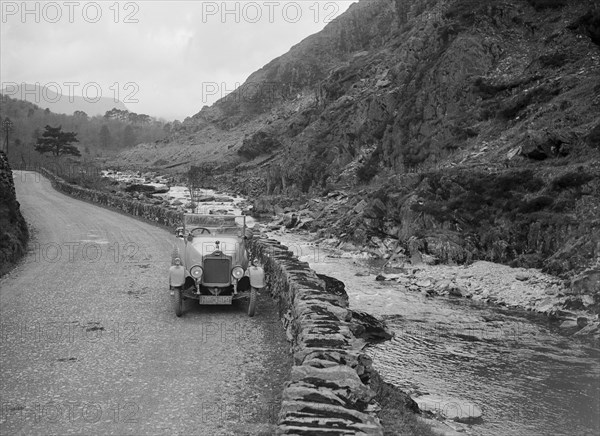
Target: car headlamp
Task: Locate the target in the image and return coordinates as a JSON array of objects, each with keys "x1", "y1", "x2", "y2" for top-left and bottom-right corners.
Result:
[
  {"x1": 190, "y1": 265, "x2": 203, "y2": 279},
  {"x1": 231, "y1": 266, "x2": 244, "y2": 280}
]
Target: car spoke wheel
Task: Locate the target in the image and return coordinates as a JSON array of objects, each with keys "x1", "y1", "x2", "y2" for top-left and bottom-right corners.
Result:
[
  {"x1": 174, "y1": 287, "x2": 183, "y2": 317},
  {"x1": 248, "y1": 287, "x2": 257, "y2": 317}
]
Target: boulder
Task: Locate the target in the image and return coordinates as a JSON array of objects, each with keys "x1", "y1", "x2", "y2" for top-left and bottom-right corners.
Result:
[
  {"x1": 354, "y1": 199, "x2": 368, "y2": 214},
  {"x1": 316, "y1": 274, "x2": 349, "y2": 307},
  {"x1": 448, "y1": 285, "x2": 463, "y2": 297},
  {"x1": 364, "y1": 198, "x2": 386, "y2": 219},
  {"x1": 414, "y1": 395, "x2": 483, "y2": 423},
  {"x1": 515, "y1": 273, "x2": 530, "y2": 281},
  {"x1": 349, "y1": 310, "x2": 393, "y2": 342},
  {"x1": 297, "y1": 218, "x2": 314, "y2": 229},
  {"x1": 143, "y1": 183, "x2": 169, "y2": 193},
  {"x1": 213, "y1": 196, "x2": 234, "y2": 202},
  {"x1": 283, "y1": 212, "x2": 299, "y2": 228},
  {"x1": 571, "y1": 268, "x2": 600, "y2": 294},
  {"x1": 196, "y1": 195, "x2": 216, "y2": 202},
  {"x1": 573, "y1": 322, "x2": 600, "y2": 336},
  {"x1": 559, "y1": 319, "x2": 579, "y2": 329},
  {"x1": 577, "y1": 317, "x2": 589, "y2": 328}
]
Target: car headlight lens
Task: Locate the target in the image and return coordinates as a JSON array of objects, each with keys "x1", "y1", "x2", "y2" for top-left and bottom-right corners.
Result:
[
  {"x1": 190, "y1": 265, "x2": 203, "y2": 279},
  {"x1": 231, "y1": 266, "x2": 244, "y2": 280}
]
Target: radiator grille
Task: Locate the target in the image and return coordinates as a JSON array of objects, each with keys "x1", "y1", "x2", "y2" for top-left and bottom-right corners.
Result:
[{"x1": 203, "y1": 257, "x2": 230, "y2": 284}]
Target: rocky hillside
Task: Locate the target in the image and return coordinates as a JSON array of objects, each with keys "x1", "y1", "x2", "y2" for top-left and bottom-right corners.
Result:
[
  {"x1": 116, "y1": 0, "x2": 600, "y2": 279},
  {"x1": 0, "y1": 151, "x2": 29, "y2": 276}
]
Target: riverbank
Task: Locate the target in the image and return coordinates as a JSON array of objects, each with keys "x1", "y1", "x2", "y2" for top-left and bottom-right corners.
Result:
[{"x1": 262, "y1": 224, "x2": 600, "y2": 343}]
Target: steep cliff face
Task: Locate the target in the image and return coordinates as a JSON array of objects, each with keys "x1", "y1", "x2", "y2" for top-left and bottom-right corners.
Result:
[
  {"x1": 116, "y1": 0, "x2": 600, "y2": 277},
  {"x1": 0, "y1": 151, "x2": 29, "y2": 276}
]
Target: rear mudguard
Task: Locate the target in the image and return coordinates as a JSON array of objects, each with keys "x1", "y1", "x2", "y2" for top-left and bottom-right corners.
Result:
[
  {"x1": 246, "y1": 266, "x2": 265, "y2": 289},
  {"x1": 169, "y1": 265, "x2": 185, "y2": 288}
]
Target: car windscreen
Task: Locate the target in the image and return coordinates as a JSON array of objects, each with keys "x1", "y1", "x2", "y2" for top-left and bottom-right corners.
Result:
[{"x1": 184, "y1": 214, "x2": 244, "y2": 234}]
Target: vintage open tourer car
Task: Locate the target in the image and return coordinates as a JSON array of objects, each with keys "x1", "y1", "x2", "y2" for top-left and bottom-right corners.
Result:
[{"x1": 168, "y1": 214, "x2": 265, "y2": 317}]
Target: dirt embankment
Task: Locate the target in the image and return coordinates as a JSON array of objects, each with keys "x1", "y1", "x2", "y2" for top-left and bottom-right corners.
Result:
[{"x1": 0, "y1": 151, "x2": 28, "y2": 276}]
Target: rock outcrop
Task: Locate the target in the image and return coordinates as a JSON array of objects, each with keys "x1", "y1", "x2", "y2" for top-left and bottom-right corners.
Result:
[{"x1": 0, "y1": 151, "x2": 28, "y2": 276}]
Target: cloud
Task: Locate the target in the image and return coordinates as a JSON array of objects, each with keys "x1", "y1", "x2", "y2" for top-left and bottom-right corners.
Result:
[{"x1": 1, "y1": 1, "x2": 356, "y2": 120}]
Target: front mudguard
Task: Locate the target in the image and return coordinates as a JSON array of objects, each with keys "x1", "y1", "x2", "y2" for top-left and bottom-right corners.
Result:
[
  {"x1": 246, "y1": 266, "x2": 265, "y2": 289},
  {"x1": 169, "y1": 265, "x2": 185, "y2": 288}
]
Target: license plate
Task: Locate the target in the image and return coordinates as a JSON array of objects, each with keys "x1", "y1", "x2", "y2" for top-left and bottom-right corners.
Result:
[{"x1": 199, "y1": 295, "x2": 232, "y2": 305}]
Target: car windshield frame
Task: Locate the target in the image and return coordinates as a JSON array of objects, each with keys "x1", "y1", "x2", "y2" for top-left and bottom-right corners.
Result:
[{"x1": 183, "y1": 214, "x2": 246, "y2": 236}]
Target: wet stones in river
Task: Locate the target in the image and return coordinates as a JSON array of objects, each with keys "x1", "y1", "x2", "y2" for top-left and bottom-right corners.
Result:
[
  {"x1": 435, "y1": 279, "x2": 465, "y2": 297},
  {"x1": 349, "y1": 310, "x2": 394, "y2": 342},
  {"x1": 414, "y1": 395, "x2": 483, "y2": 424}
]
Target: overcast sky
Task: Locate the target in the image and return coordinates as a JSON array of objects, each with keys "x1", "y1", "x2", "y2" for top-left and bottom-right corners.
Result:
[{"x1": 1, "y1": 1, "x2": 356, "y2": 121}]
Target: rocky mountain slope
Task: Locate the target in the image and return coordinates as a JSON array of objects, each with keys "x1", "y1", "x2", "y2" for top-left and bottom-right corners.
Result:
[
  {"x1": 0, "y1": 151, "x2": 29, "y2": 276},
  {"x1": 115, "y1": 0, "x2": 600, "y2": 281}
]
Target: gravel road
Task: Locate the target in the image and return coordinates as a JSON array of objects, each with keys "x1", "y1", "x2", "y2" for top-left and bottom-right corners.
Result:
[{"x1": 0, "y1": 171, "x2": 291, "y2": 436}]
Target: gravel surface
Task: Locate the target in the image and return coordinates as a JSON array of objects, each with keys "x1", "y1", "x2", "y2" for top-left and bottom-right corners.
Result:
[{"x1": 1, "y1": 171, "x2": 291, "y2": 435}]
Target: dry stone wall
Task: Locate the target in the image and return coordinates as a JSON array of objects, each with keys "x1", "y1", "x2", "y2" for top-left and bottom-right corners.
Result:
[
  {"x1": 248, "y1": 238, "x2": 384, "y2": 435},
  {"x1": 39, "y1": 168, "x2": 183, "y2": 229}
]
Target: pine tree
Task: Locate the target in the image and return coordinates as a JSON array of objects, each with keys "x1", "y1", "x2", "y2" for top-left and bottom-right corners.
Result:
[{"x1": 34, "y1": 125, "x2": 81, "y2": 157}]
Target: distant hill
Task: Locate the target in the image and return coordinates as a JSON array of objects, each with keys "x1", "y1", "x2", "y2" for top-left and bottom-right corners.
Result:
[
  {"x1": 0, "y1": 94, "x2": 166, "y2": 165},
  {"x1": 1, "y1": 83, "x2": 129, "y2": 116}
]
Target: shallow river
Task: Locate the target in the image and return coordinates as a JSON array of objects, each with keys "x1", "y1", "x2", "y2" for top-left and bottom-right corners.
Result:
[{"x1": 269, "y1": 231, "x2": 600, "y2": 436}]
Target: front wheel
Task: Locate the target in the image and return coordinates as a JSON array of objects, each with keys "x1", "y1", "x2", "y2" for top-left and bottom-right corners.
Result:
[
  {"x1": 248, "y1": 287, "x2": 257, "y2": 317},
  {"x1": 173, "y1": 287, "x2": 183, "y2": 317}
]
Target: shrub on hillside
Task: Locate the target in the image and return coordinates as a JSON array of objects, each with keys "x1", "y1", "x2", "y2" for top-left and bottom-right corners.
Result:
[
  {"x1": 527, "y1": 0, "x2": 568, "y2": 11},
  {"x1": 568, "y1": 8, "x2": 600, "y2": 46},
  {"x1": 237, "y1": 131, "x2": 282, "y2": 159},
  {"x1": 539, "y1": 52, "x2": 569, "y2": 68},
  {"x1": 550, "y1": 171, "x2": 594, "y2": 191},
  {"x1": 357, "y1": 149, "x2": 382, "y2": 183},
  {"x1": 586, "y1": 123, "x2": 600, "y2": 148},
  {"x1": 518, "y1": 195, "x2": 554, "y2": 213}
]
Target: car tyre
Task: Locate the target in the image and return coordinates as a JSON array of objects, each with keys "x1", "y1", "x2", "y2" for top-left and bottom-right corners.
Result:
[
  {"x1": 174, "y1": 287, "x2": 183, "y2": 317},
  {"x1": 248, "y1": 287, "x2": 257, "y2": 317}
]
